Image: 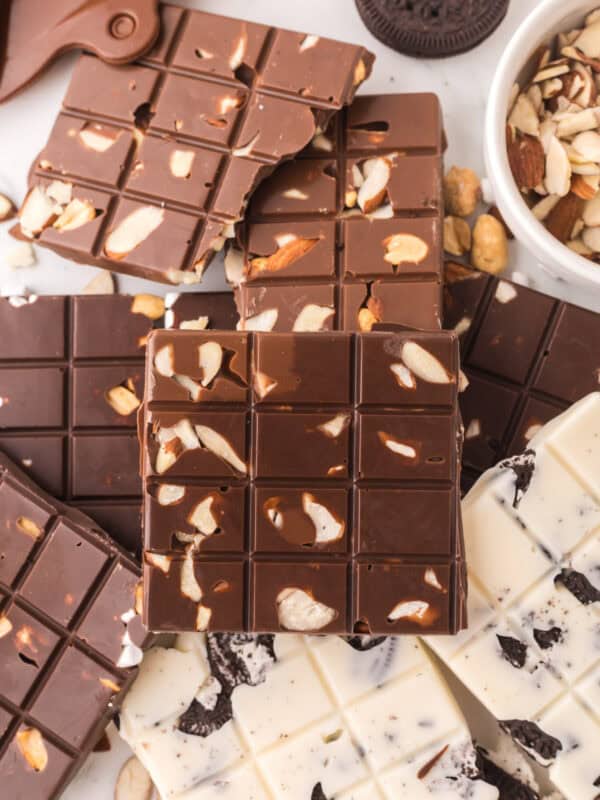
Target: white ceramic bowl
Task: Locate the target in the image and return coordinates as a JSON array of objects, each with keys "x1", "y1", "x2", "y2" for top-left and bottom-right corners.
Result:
[{"x1": 485, "y1": 0, "x2": 600, "y2": 289}]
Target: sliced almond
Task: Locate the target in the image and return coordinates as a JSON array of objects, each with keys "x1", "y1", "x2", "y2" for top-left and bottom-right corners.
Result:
[
  {"x1": 78, "y1": 125, "x2": 119, "y2": 152},
  {"x1": 19, "y1": 186, "x2": 58, "y2": 238},
  {"x1": 131, "y1": 294, "x2": 165, "y2": 321},
  {"x1": 83, "y1": 270, "x2": 114, "y2": 294},
  {"x1": 254, "y1": 370, "x2": 278, "y2": 399},
  {"x1": 146, "y1": 552, "x2": 171, "y2": 573},
  {"x1": 242, "y1": 308, "x2": 278, "y2": 332},
  {"x1": 532, "y1": 194, "x2": 561, "y2": 221},
  {"x1": 188, "y1": 495, "x2": 218, "y2": 536},
  {"x1": 194, "y1": 425, "x2": 246, "y2": 474},
  {"x1": 16, "y1": 728, "x2": 48, "y2": 772},
  {"x1": 115, "y1": 756, "x2": 154, "y2": 800},
  {"x1": 154, "y1": 344, "x2": 174, "y2": 377},
  {"x1": 302, "y1": 493, "x2": 345, "y2": 543},
  {"x1": 106, "y1": 384, "x2": 140, "y2": 416},
  {"x1": 317, "y1": 413, "x2": 350, "y2": 438},
  {"x1": 507, "y1": 129, "x2": 546, "y2": 191},
  {"x1": 357, "y1": 157, "x2": 390, "y2": 213},
  {"x1": 198, "y1": 341, "x2": 223, "y2": 386},
  {"x1": 532, "y1": 60, "x2": 570, "y2": 82},
  {"x1": 0, "y1": 192, "x2": 16, "y2": 221},
  {"x1": 169, "y1": 150, "x2": 195, "y2": 178},
  {"x1": 292, "y1": 304, "x2": 334, "y2": 332},
  {"x1": 571, "y1": 130, "x2": 600, "y2": 162},
  {"x1": 573, "y1": 20, "x2": 600, "y2": 57},
  {"x1": 378, "y1": 432, "x2": 417, "y2": 459},
  {"x1": 545, "y1": 136, "x2": 572, "y2": 197},
  {"x1": 247, "y1": 237, "x2": 320, "y2": 278},
  {"x1": 196, "y1": 605, "x2": 212, "y2": 631},
  {"x1": 311, "y1": 132, "x2": 334, "y2": 152},
  {"x1": 401, "y1": 341, "x2": 451, "y2": 384},
  {"x1": 383, "y1": 233, "x2": 429, "y2": 266},
  {"x1": 17, "y1": 516, "x2": 42, "y2": 539},
  {"x1": 424, "y1": 568, "x2": 445, "y2": 592},
  {"x1": 390, "y1": 363, "x2": 416, "y2": 389},
  {"x1": 299, "y1": 33, "x2": 319, "y2": 51},
  {"x1": 571, "y1": 173, "x2": 599, "y2": 200},
  {"x1": 508, "y1": 93, "x2": 540, "y2": 136},
  {"x1": 104, "y1": 206, "x2": 164, "y2": 260},
  {"x1": 353, "y1": 58, "x2": 367, "y2": 86},
  {"x1": 387, "y1": 600, "x2": 430, "y2": 623},
  {"x1": 357, "y1": 306, "x2": 379, "y2": 332},
  {"x1": 582, "y1": 225, "x2": 600, "y2": 251},
  {"x1": 276, "y1": 587, "x2": 337, "y2": 631},
  {"x1": 443, "y1": 216, "x2": 471, "y2": 256},
  {"x1": 53, "y1": 198, "x2": 96, "y2": 232},
  {"x1": 0, "y1": 616, "x2": 13, "y2": 638},
  {"x1": 584, "y1": 193, "x2": 600, "y2": 225},
  {"x1": 555, "y1": 107, "x2": 600, "y2": 138},
  {"x1": 157, "y1": 484, "x2": 185, "y2": 506},
  {"x1": 181, "y1": 549, "x2": 203, "y2": 602}
]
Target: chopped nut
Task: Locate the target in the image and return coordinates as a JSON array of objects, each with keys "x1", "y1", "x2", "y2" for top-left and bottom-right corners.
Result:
[
  {"x1": 115, "y1": 756, "x2": 155, "y2": 800},
  {"x1": 188, "y1": 495, "x2": 218, "y2": 536},
  {"x1": 387, "y1": 600, "x2": 431, "y2": 623},
  {"x1": 353, "y1": 58, "x2": 367, "y2": 86},
  {"x1": 302, "y1": 493, "x2": 345, "y2": 543},
  {"x1": 444, "y1": 166, "x2": 482, "y2": 217},
  {"x1": 0, "y1": 616, "x2": 13, "y2": 638},
  {"x1": 443, "y1": 216, "x2": 471, "y2": 256},
  {"x1": 157, "y1": 484, "x2": 185, "y2": 506},
  {"x1": 344, "y1": 189, "x2": 357, "y2": 208},
  {"x1": 242, "y1": 308, "x2": 279, "y2": 332},
  {"x1": 52, "y1": 198, "x2": 97, "y2": 232},
  {"x1": 292, "y1": 304, "x2": 334, "y2": 332},
  {"x1": 545, "y1": 136, "x2": 572, "y2": 196},
  {"x1": 465, "y1": 418, "x2": 482, "y2": 439},
  {"x1": 16, "y1": 728, "x2": 48, "y2": 772},
  {"x1": 181, "y1": 549, "x2": 203, "y2": 601},
  {"x1": 198, "y1": 341, "x2": 223, "y2": 386},
  {"x1": 400, "y1": 341, "x2": 451, "y2": 384},
  {"x1": 583, "y1": 193, "x2": 600, "y2": 226},
  {"x1": 99, "y1": 677, "x2": 121, "y2": 693},
  {"x1": 508, "y1": 93, "x2": 540, "y2": 136},
  {"x1": 155, "y1": 419, "x2": 199, "y2": 473},
  {"x1": 247, "y1": 237, "x2": 320, "y2": 278},
  {"x1": 78, "y1": 125, "x2": 119, "y2": 152},
  {"x1": 104, "y1": 206, "x2": 164, "y2": 260},
  {"x1": 471, "y1": 214, "x2": 509, "y2": 275},
  {"x1": 357, "y1": 306, "x2": 380, "y2": 332},
  {"x1": 317, "y1": 413, "x2": 350, "y2": 439},
  {"x1": 131, "y1": 294, "x2": 165, "y2": 321},
  {"x1": 383, "y1": 233, "x2": 429, "y2": 266},
  {"x1": 254, "y1": 370, "x2": 278, "y2": 399},
  {"x1": 276, "y1": 587, "x2": 337, "y2": 631},
  {"x1": 146, "y1": 552, "x2": 171, "y2": 573},
  {"x1": 390, "y1": 363, "x2": 417, "y2": 390},
  {"x1": 194, "y1": 425, "x2": 246, "y2": 474},
  {"x1": 196, "y1": 605, "x2": 212, "y2": 631},
  {"x1": 573, "y1": 20, "x2": 600, "y2": 57},
  {"x1": 494, "y1": 281, "x2": 518, "y2": 304},
  {"x1": 532, "y1": 194, "x2": 561, "y2": 221},
  {"x1": 17, "y1": 516, "x2": 42, "y2": 539},
  {"x1": 83, "y1": 270, "x2": 114, "y2": 294},
  {"x1": 283, "y1": 188, "x2": 308, "y2": 200},
  {"x1": 169, "y1": 150, "x2": 195, "y2": 178},
  {"x1": 424, "y1": 568, "x2": 445, "y2": 592},
  {"x1": 5, "y1": 242, "x2": 36, "y2": 269},
  {"x1": 357, "y1": 157, "x2": 391, "y2": 213},
  {"x1": 545, "y1": 193, "x2": 584, "y2": 243},
  {"x1": 311, "y1": 132, "x2": 334, "y2": 152},
  {"x1": 299, "y1": 33, "x2": 319, "y2": 51},
  {"x1": 571, "y1": 173, "x2": 599, "y2": 199},
  {"x1": 507, "y1": 129, "x2": 545, "y2": 191},
  {"x1": 105, "y1": 384, "x2": 140, "y2": 416},
  {"x1": 19, "y1": 186, "x2": 58, "y2": 238},
  {"x1": 378, "y1": 431, "x2": 417, "y2": 459},
  {"x1": 0, "y1": 192, "x2": 16, "y2": 221},
  {"x1": 582, "y1": 225, "x2": 600, "y2": 251}
]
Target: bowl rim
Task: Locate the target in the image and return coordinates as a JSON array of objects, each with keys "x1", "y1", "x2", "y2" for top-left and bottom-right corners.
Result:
[{"x1": 484, "y1": 0, "x2": 600, "y2": 288}]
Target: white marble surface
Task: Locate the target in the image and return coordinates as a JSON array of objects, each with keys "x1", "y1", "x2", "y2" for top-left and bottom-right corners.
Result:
[{"x1": 0, "y1": 0, "x2": 573, "y2": 797}]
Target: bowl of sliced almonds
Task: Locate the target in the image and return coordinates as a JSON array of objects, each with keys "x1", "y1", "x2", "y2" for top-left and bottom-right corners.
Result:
[{"x1": 485, "y1": 0, "x2": 600, "y2": 287}]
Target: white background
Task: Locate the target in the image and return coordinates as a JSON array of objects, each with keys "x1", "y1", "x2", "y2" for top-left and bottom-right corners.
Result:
[{"x1": 0, "y1": 0, "x2": 569, "y2": 797}]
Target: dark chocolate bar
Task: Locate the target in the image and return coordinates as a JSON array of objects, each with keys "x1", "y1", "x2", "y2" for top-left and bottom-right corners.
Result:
[
  {"x1": 0, "y1": 291, "x2": 237, "y2": 554},
  {"x1": 443, "y1": 263, "x2": 600, "y2": 489},
  {"x1": 16, "y1": 4, "x2": 373, "y2": 284},
  {"x1": 141, "y1": 328, "x2": 465, "y2": 636},
  {"x1": 230, "y1": 93, "x2": 443, "y2": 332},
  {"x1": 0, "y1": 451, "x2": 149, "y2": 799}
]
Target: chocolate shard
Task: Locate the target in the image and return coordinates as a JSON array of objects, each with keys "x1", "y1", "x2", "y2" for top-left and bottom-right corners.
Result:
[
  {"x1": 498, "y1": 450, "x2": 536, "y2": 508},
  {"x1": 533, "y1": 626, "x2": 562, "y2": 650},
  {"x1": 555, "y1": 568, "x2": 600, "y2": 605},
  {"x1": 500, "y1": 720, "x2": 563, "y2": 763},
  {"x1": 311, "y1": 783, "x2": 329, "y2": 800}
]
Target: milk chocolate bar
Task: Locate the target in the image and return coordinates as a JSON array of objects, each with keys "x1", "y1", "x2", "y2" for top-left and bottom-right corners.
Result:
[
  {"x1": 120, "y1": 633, "x2": 500, "y2": 799},
  {"x1": 0, "y1": 291, "x2": 237, "y2": 554},
  {"x1": 428, "y1": 393, "x2": 600, "y2": 800},
  {"x1": 16, "y1": 5, "x2": 373, "y2": 284},
  {"x1": 0, "y1": 451, "x2": 149, "y2": 799},
  {"x1": 231, "y1": 93, "x2": 443, "y2": 332},
  {"x1": 444, "y1": 263, "x2": 600, "y2": 489},
  {"x1": 141, "y1": 328, "x2": 465, "y2": 635}
]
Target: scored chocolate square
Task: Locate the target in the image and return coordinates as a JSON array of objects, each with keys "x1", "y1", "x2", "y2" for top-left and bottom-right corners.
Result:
[
  {"x1": 141, "y1": 328, "x2": 465, "y2": 636},
  {"x1": 17, "y1": 4, "x2": 373, "y2": 284},
  {"x1": 0, "y1": 291, "x2": 237, "y2": 554},
  {"x1": 230, "y1": 93, "x2": 444, "y2": 331},
  {"x1": 0, "y1": 452, "x2": 149, "y2": 798},
  {"x1": 443, "y1": 263, "x2": 600, "y2": 489}
]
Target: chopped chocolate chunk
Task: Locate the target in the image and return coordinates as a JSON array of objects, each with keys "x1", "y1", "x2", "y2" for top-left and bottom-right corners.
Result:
[
  {"x1": 497, "y1": 635, "x2": 528, "y2": 668},
  {"x1": 533, "y1": 626, "x2": 562, "y2": 650},
  {"x1": 500, "y1": 720, "x2": 562, "y2": 763},
  {"x1": 555, "y1": 568, "x2": 600, "y2": 605}
]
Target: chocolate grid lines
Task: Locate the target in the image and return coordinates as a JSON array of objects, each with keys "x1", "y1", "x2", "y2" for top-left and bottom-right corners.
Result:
[
  {"x1": 0, "y1": 292, "x2": 238, "y2": 555},
  {"x1": 233, "y1": 93, "x2": 443, "y2": 332},
  {"x1": 141, "y1": 329, "x2": 465, "y2": 636},
  {"x1": 443, "y1": 264, "x2": 600, "y2": 489},
  {"x1": 22, "y1": 4, "x2": 372, "y2": 284},
  {"x1": 0, "y1": 454, "x2": 147, "y2": 800}
]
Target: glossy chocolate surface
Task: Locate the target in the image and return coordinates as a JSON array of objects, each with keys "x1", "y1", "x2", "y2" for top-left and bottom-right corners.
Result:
[
  {"x1": 0, "y1": 452, "x2": 148, "y2": 800},
  {"x1": 443, "y1": 263, "x2": 600, "y2": 490},
  {"x1": 19, "y1": 4, "x2": 373, "y2": 284},
  {"x1": 233, "y1": 93, "x2": 443, "y2": 331},
  {"x1": 0, "y1": 292, "x2": 237, "y2": 554},
  {"x1": 141, "y1": 328, "x2": 465, "y2": 635}
]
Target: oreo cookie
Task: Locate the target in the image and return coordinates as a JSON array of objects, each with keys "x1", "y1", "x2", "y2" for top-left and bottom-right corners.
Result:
[{"x1": 354, "y1": 0, "x2": 509, "y2": 58}]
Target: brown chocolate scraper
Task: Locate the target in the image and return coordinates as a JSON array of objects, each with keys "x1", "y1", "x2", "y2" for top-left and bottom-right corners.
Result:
[
  {"x1": 0, "y1": 0, "x2": 160, "y2": 103},
  {"x1": 15, "y1": 4, "x2": 374, "y2": 284}
]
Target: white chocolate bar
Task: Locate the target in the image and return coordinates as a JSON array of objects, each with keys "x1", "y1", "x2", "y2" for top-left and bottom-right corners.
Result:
[
  {"x1": 119, "y1": 633, "x2": 498, "y2": 799},
  {"x1": 428, "y1": 393, "x2": 600, "y2": 800}
]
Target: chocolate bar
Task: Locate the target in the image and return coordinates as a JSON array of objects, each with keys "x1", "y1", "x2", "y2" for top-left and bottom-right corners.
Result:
[
  {"x1": 230, "y1": 93, "x2": 443, "y2": 332},
  {"x1": 0, "y1": 291, "x2": 237, "y2": 554},
  {"x1": 428, "y1": 393, "x2": 600, "y2": 800},
  {"x1": 141, "y1": 328, "x2": 465, "y2": 635},
  {"x1": 444, "y1": 263, "x2": 600, "y2": 489},
  {"x1": 120, "y1": 633, "x2": 500, "y2": 799},
  {"x1": 16, "y1": 4, "x2": 373, "y2": 284},
  {"x1": 0, "y1": 451, "x2": 149, "y2": 799}
]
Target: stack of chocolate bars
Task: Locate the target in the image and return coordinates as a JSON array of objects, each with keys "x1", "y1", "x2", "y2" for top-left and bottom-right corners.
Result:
[{"x1": 1, "y1": 3, "x2": 598, "y2": 800}]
